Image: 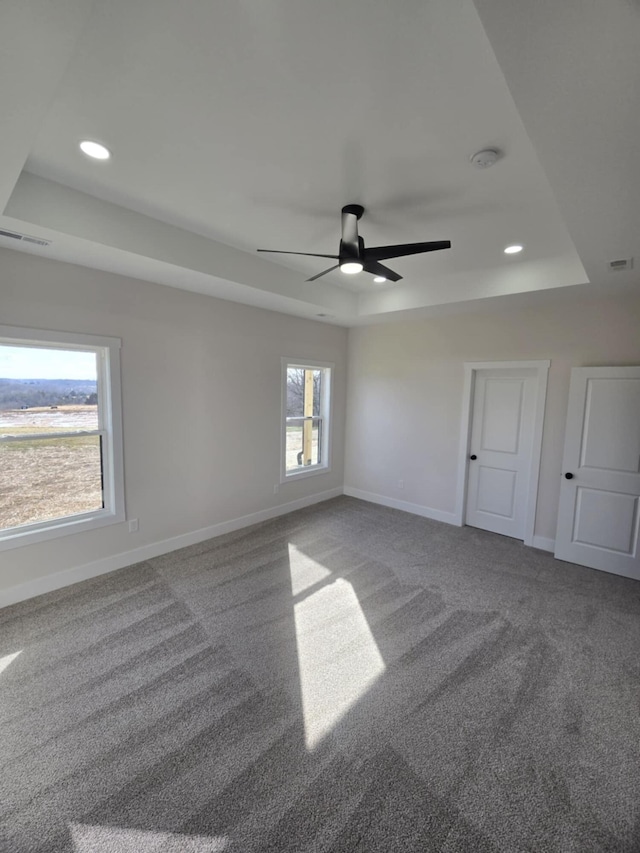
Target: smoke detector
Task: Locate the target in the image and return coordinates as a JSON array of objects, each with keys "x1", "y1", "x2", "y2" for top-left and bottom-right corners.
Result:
[{"x1": 470, "y1": 148, "x2": 501, "y2": 169}]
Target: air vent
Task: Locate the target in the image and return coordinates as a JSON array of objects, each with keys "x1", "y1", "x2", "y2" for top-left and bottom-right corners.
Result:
[
  {"x1": 21, "y1": 236, "x2": 51, "y2": 246},
  {"x1": 0, "y1": 228, "x2": 51, "y2": 247},
  {"x1": 607, "y1": 257, "x2": 633, "y2": 272}
]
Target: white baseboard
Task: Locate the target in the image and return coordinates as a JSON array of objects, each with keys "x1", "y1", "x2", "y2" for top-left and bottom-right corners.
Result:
[
  {"x1": 532, "y1": 535, "x2": 555, "y2": 552},
  {"x1": 0, "y1": 488, "x2": 343, "y2": 609},
  {"x1": 343, "y1": 486, "x2": 459, "y2": 526}
]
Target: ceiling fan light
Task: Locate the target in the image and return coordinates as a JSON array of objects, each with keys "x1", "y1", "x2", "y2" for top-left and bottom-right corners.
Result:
[{"x1": 340, "y1": 261, "x2": 364, "y2": 274}]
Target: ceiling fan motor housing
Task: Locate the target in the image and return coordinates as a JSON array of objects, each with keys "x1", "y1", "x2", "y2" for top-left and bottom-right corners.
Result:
[
  {"x1": 340, "y1": 205, "x2": 365, "y2": 262},
  {"x1": 339, "y1": 236, "x2": 365, "y2": 262},
  {"x1": 341, "y1": 204, "x2": 364, "y2": 220}
]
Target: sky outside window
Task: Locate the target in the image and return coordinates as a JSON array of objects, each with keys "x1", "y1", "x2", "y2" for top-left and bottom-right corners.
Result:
[{"x1": 0, "y1": 345, "x2": 97, "y2": 380}]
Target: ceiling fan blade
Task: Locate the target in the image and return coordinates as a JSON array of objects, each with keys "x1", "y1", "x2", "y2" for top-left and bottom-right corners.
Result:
[
  {"x1": 306, "y1": 264, "x2": 340, "y2": 282},
  {"x1": 257, "y1": 250, "x2": 339, "y2": 259},
  {"x1": 364, "y1": 240, "x2": 451, "y2": 261},
  {"x1": 362, "y1": 260, "x2": 403, "y2": 282}
]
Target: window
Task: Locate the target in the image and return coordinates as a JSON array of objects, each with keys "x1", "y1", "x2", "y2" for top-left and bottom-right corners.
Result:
[
  {"x1": 0, "y1": 325, "x2": 125, "y2": 549},
  {"x1": 282, "y1": 360, "x2": 332, "y2": 480}
]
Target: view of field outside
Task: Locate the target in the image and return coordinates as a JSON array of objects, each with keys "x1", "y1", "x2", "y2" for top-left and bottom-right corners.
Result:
[
  {"x1": 0, "y1": 343, "x2": 102, "y2": 532},
  {"x1": 0, "y1": 407, "x2": 103, "y2": 530}
]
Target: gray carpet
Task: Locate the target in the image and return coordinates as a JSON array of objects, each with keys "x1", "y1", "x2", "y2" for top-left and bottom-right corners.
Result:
[{"x1": 1, "y1": 496, "x2": 639, "y2": 853}]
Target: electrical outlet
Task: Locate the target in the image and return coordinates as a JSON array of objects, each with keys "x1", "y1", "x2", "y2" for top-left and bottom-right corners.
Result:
[
  {"x1": 273, "y1": 484, "x2": 279, "y2": 494},
  {"x1": 397, "y1": 479, "x2": 404, "y2": 490},
  {"x1": 128, "y1": 518, "x2": 139, "y2": 533}
]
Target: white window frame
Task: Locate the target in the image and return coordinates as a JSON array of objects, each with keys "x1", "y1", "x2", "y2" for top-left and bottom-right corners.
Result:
[
  {"x1": 281, "y1": 358, "x2": 333, "y2": 483},
  {"x1": 0, "y1": 325, "x2": 125, "y2": 550}
]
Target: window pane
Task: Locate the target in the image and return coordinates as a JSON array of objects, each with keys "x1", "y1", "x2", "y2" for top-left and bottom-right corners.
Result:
[
  {"x1": 0, "y1": 344, "x2": 99, "y2": 434},
  {"x1": 286, "y1": 368, "x2": 305, "y2": 418},
  {"x1": 0, "y1": 343, "x2": 102, "y2": 531},
  {"x1": 0, "y1": 435, "x2": 103, "y2": 531},
  {"x1": 312, "y1": 370, "x2": 322, "y2": 416},
  {"x1": 0, "y1": 407, "x2": 99, "y2": 437},
  {"x1": 287, "y1": 367, "x2": 323, "y2": 418},
  {"x1": 285, "y1": 418, "x2": 322, "y2": 472}
]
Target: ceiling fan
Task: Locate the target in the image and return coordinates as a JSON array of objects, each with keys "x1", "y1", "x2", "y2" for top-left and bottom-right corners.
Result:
[{"x1": 257, "y1": 204, "x2": 451, "y2": 282}]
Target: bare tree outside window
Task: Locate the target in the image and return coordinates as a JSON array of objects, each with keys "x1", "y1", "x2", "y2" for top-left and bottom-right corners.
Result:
[{"x1": 286, "y1": 368, "x2": 322, "y2": 417}]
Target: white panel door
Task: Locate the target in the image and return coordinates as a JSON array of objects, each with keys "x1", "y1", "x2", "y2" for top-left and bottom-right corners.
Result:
[
  {"x1": 466, "y1": 369, "x2": 536, "y2": 539},
  {"x1": 555, "y1": 367, "x2": 640, "y2": 580}
]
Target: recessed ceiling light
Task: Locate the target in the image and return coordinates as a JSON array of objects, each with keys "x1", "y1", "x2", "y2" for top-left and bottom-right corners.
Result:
[
  {"x1": 504, "y1": 244, "x2": 523, "y2": 254},
  {"x1": 79, "y1": 140, "x2": 111, "y2": 160},
  {"x1": 340, "y1": 261, "x2": 364, "y2": 274},
  {"x1": 373, "y1": 276, "x2": 386, "y2": 283}
]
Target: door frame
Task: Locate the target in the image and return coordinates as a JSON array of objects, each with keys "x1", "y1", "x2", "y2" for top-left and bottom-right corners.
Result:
[{"x1": 453, "y1": 360, "x2": 550, "y2": 546}]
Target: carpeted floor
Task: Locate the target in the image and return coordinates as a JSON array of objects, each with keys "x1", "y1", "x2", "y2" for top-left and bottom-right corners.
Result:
[{"x1": 1, "y1": 496, "x2": 639, "y2": 852}]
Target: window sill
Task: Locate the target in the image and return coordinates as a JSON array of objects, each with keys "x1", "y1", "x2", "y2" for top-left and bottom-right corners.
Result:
[
  {"x1": 282, "y1": 464, "x2": 331, "y2": 484},
  {"x1": 0, "y1": 509, "x2": 125, "y2": 552}
]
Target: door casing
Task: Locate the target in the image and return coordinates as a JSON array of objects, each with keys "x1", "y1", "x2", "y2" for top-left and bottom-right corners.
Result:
[{"x1": 454, "y1": 360, "x2": 550, "y2": 546}]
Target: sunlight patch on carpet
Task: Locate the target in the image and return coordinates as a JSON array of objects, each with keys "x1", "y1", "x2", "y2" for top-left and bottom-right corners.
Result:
[
  {"x1": 287, "y1": 543, "x2": 332, "y2": 595},
  {"x1": 0, "y1": 650, "x2": 21, "y2": 676},
  {"x1": 292, "y1": 571, "x2": 385, "y2": 749},
  {"x1": 69, "y1": 823, "x2": 229, "y2": 852}
]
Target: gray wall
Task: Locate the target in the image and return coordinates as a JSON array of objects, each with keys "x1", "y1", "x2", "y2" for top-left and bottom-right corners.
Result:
[
  {"x1": 345, "y1": 292, "x2": 640, "y2": 543},
  {"x1": 3, "y1": 241, "x2": 640, "y2": 599},
  {"x1": 0, "y1": 248, "x2": 348, "y2": 593}
]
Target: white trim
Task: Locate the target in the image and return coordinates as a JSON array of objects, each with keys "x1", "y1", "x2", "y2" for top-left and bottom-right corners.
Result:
[
  {"x1": 532, "y1": 535, "x2": 555, "y2": 552},
  {"x1": 0, "y1": 324, "x2": 121, "y2": 350},
  {"x1": 284, "y1": 359, "x2": 335, "y2": 370},
  {"x1": 280, "y1": 358, "x2": 333, "y2": 483},
  {"x1": 0, "y1": 488, "x2": 343, "y2": 608},
  {"x1": 282, "y1": 464, "x2": 332, "y2": 483},
  {"x1": 454, "y1": 360, "x2": 550, "y2": 547},
  {"x1": 0, "y1": 508, "x2": 122, "y2": 552},
  {"x1": 454, "y1": 366, "x2": 475, "y2": 529},
  {"x1": 343, "y1": 486, "x2": 458, "y2": 526},
  {"x1": 525, "y1": 366, "x2": 549, "y2": 547},
  {"x1": 456, "y1": 360, "x2": 550, "y2": 372},
  {"x1": 100, "y1": 341, "x2": 126, "y2": 525}
]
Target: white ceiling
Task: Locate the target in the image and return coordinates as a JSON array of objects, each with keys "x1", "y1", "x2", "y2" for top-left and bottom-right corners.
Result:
[{"x1": 0, "y1": 0, "x2": 638, "y2": 325}]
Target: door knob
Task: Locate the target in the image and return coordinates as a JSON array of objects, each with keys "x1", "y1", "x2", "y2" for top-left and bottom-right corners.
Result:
[
  {"x1": 564, "y1": 472, "x2": 574, "y2": 479},
  {"x1": 470, "y1": 454, "x2": 477, "y2": 460}
]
